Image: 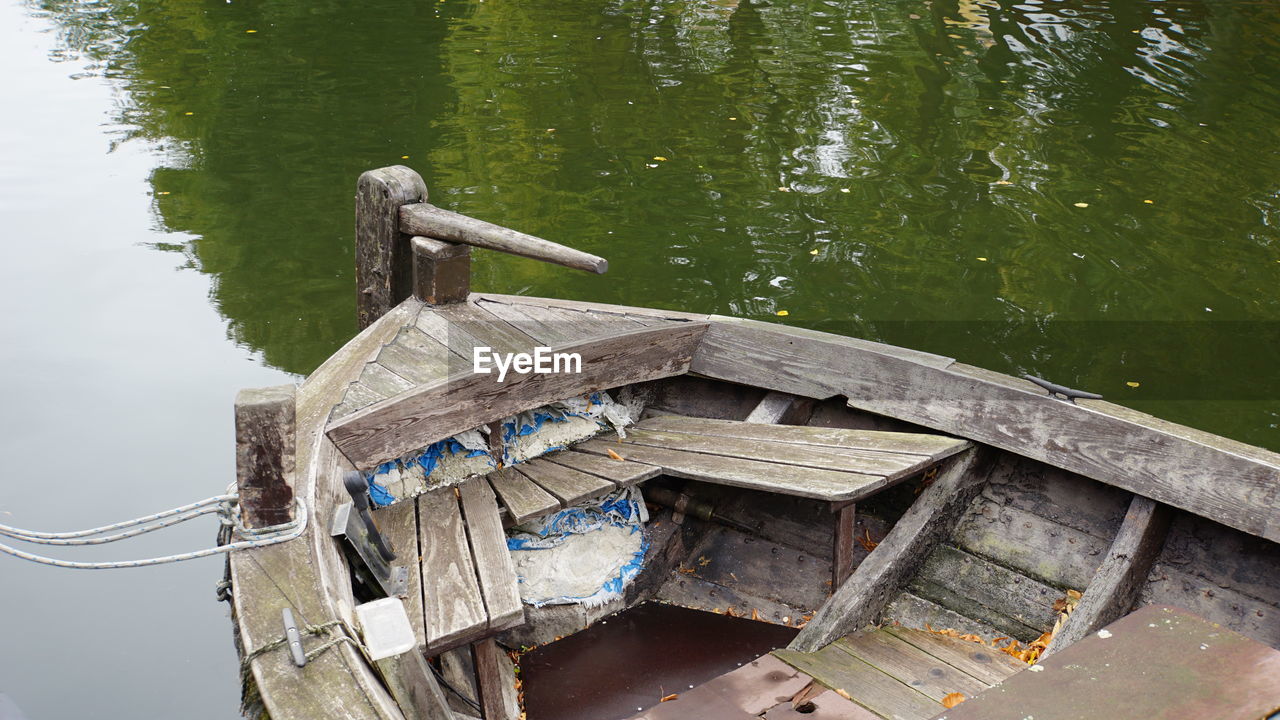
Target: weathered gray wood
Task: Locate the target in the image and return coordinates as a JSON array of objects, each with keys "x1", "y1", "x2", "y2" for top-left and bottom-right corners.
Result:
[
  {"x1": 625, "y1": 426, "x2": 928, "y2": 477},
  {"x1": 773, "y1": 644, "x2": 940, "y2": 720},
  {"x1": 486, "y1": 468, "x2": 560, "y2": 525},
  {"x1": 542, "y1": 449, "x2": 660, "y2": 487},
  {"x1": 456, "y1": 478, "x2": 524, "y2": 632},
  {"x1": 835, "y1": 629, "x2": 988, "y2": 702},
  {"x1": 833, "y1": 503, "x2": 856, "y2": 591},
  {"x1": 639, "y1": 414, "x2": 969, "y2": 461},
  {"x1": 327, "y1": 323, "x2": 709, "y2": 470},
  {"x1": 340, "y1": 382, "x2": 386, "y2": 416},
  {"x1": 790, "y1": 449, "x2": 990, "y2": 652},
  {"x1": 690, "y1": 317, "x2": 1280, "y2": 543},
  {"x1": 433, "y1": 300, "x2": 540, "y2": 358},
  {"x1": 1045, "y1": 495, "x2": 1171, "y2": 655},
  {"x1": 576, "y1": 438, "x2": 883, "y2": 502},
  {"x1": 953, "y1": 497, "x2": 1109, "y2": 591},
  {"x1": 418, "y1": 486, "x2": 488, "y2": 652},
  {"x1": 401, "y1": 203, "x2": 607, "y2": 275},
  {"x1": 231, "y1": 301, "x2": 421, "y2": 720},
  {"x1": 356, "y1": 166, "x2": 428, "y2": 329},
  {"x1": 438, "y1": 647, "x2": 478, "y2": 716},
  {"x1": 361, "y1": 361, "x2": 416, "y2": 397},
  {"x1": 475, "y1": 297, "x2": 648, "y2": 346},
  {"x1": 374, "y1": 651, "x2": 456, "y2": 720},
  {"x1": 908, "y1": 545, "x2": 1059, "y2": 640},
  {"x1": 377, "y1": 501, "x2": 425, "y2": 648},
  {"x1": 884, "y1": 591, "x2": 1011, "y2": 646},
  {"x1": 683, "y1": 523, "x2": 833, "y2": 612},
  {"x1": 883, "y1": 626, "x2": 1026, "y2": 686},
  {"x1": 742, "y1": 389, "x2": 808, "y2": 422},
  {"x1": 471, "y1": 637, "x2": 519, "y2": 720},
  {"x1": 375, "y1": 328, "x2": 456, "y2": 386},
  {"x1": 475, "y1": 292, "x2": 711, "y2": 324},
  {"x1": 412, "y1": 237, "x2": 471, "y2": 306},
  {"x1": 235, "y1": 384, "x2": 297, "y2": 529},
  {"x1": 514, "y1": 459, "x2": 614, "y2": 506},
  {"x1": 1139, "y1": 565, "x2": 1280, "y2": 647}
]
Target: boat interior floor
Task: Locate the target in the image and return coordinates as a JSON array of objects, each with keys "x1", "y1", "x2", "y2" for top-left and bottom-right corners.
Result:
[{"x1": 371, "y1": 416, "x2": 970, "y2": 654}]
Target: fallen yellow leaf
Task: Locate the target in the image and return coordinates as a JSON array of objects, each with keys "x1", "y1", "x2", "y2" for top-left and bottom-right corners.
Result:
[
  {"x1": 653, "y1": 156, "x2": 668, "y2": 161},
  {"x1": 1126, "y1": 381, "x2": 1140, "y2": 388},
  {"x1": 977, "y1": 257, "x2": 988, "y2": 262},
  {"x1": 994, "y1": 180, "x2": 1012, "y2": 185},
  {"x1": 1143, "y1": 199, "x2": 1154, "y2": 204},
  {"x1": 606, "y1": 448, "x2": 625, "y2": 462},
  {"x1": 942, "y1": 693, "x2": 967, "y2": 708},
  {"x1": 1073, "y1": 202, "x2": 1089, "y2": 208},
  {"x1": 245, "y1": 29, "x2": 257, "y2": 33},
  {"x1": 660, "y1": 693, "x2": 678, "y2": 703},
  {"x1": 809, "y1": 249, "x2": 819, "y2": 255},
  {"x1": 776, "y1": 310, "x2": 789, "y2": 316}
]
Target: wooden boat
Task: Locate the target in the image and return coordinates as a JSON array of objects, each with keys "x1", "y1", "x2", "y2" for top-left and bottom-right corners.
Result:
[{"x1": 225, "y1": 166, "x2": 1280, "y2": 720}]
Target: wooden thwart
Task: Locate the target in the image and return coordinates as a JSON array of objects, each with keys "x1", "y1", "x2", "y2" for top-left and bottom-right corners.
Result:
[
  {"x1": 641, "y1": 414, "x2": 969, "y2": 460},
  {"x1": 487, "y1": 468, "x2": 560, "y2": 525},
  {"x1": 418, "y1": 486, "x2": 488, "y2": 652},
  {"x1": 515, "y1": 459, "x2": 614, "y2": 506},
  {"x1": 542, "y1": 449, "x2": 660, "y2": 487},
  {"x1": 457, "y1": 478, "x2": 524, "y2": 632}
]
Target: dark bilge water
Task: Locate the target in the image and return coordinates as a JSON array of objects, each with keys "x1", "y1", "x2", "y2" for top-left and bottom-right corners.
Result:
[{"x1": 1, "y1": 0, "x2": 1277, "y2": 717}]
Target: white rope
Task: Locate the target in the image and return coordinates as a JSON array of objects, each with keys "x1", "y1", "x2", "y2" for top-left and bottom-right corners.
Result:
[{"x1": 0, "y1": 496, "x2": 307, "y2": 569}]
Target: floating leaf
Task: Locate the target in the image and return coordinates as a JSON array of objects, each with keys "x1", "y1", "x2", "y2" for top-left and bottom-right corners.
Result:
[
  {"x1": 977, "y1": 257, "x2": 988, "y2": 262},
  {"x1": 653, "y1": 156, "x2": 668, "y2": 161},
  {"x1": 809, "y1": 249, "x2": 819, "y2": 255},
  {"x1": 994, "y1": 179, "x2": 1012, "y2": 185},
  {"x1": 778, "y1": 186, "x2": 791, "y2": 192},
  {"x1": 401, "y1": 155, "x2": 410, "y2": 160},
  {"x1": 245, "y1": 29, "x2": 257, "y2": 33},
  {"x1": 942, "y1": 693, "x2": 967, "y2": 708},
  {"x1": 1073, "y1": 202, "x2": 1089, "y2": 208},
  {"x1": 839, "y1": 188, "x2": 851, "y2": 193},
  {"x1": 776, "y1": 310, "x2": 790, "y2": 316},
  {"x1": 1143, "y1": 199, "x2": 1154, "y2": 204}
]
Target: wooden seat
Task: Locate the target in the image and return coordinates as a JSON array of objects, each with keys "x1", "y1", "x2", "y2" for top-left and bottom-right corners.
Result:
[{"x1": 578, "y1": 415, "x2": 970, "y2": 502}]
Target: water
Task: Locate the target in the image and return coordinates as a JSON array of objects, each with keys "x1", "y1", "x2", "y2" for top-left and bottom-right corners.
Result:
[{"x1": 0, "y1": 0, "x2": 1276, "y2": 716}]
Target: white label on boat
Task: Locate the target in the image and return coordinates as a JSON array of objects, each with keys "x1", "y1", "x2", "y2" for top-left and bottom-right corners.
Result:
[{"x1": 473, "y1": 346, "x2": 582, "y2": 382}]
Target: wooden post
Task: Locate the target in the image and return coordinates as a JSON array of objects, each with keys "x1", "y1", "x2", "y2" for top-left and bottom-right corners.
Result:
[
  {"x1": 235, "y1": 384, "x2": 297, "y2": 529},
  {"x1": 832, "y1": 502, "x2": 856, "y2": 590},
  {"x1": 413, "y1": 237, "x2": 471, "y2": 305},
  {"x1": 356, "y1": 166, "x2": 428, "y2": 330},
  {"x1": 472, "y1": 637, "x2": 519, "y2": 720}
]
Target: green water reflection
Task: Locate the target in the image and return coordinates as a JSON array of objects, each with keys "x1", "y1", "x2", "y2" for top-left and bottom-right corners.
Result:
[{"x1": 31, "y1": 0, "x2": 1280, "y2": 447}]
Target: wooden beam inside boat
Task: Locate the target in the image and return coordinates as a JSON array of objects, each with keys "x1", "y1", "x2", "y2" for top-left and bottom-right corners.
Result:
[
  {"x1": 690, "y1": 316, "x2": 1280, "y2": 543},
  {"x1": 327, "y1": 322, "x2": 708, "y2": 471},
  {"x1": 790, "y1": 448, "x2": 992, "y2": 652},
  {"x1": 1044, "y1": 495, "x2": 1171, "y2": 655}
]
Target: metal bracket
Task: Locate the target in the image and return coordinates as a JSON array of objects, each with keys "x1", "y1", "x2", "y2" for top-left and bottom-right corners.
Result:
[
  {"x1": 1023, "y1": 374, "x2": 1103, "y2": 404},
  {"x1": 331, "y1": 472, "x2": 408, "y2": 598}
]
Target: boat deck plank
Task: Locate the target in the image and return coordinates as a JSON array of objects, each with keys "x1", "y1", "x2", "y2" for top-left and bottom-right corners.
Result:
[
  {"x1": 515, "y1": 458, "x2": 615, "y2": 506},
  {"x1": 457, "y1": 477, "x2": 524, "y2": 632},
  {"x1": 773, "y1": 637, "x2": 941, "y2": 720},
  {"x1": 417, "y1": 484, "x2": 488, "y2": 652},
  {"x1": 882, "y1": 626, "x2": 1025, "y2": 686},
  {"x1": 833, "y1": 630, "x2": 988, "y2": 701},
  {"x1": 377, "y1": 500, "x2": 426, "y2": 648},
  {"x1": 624, "y1": 427, "x2": 930, "y2": 476},
  {"x1": 487, "y1": 467, "x2": 561, "y2": 525},
  {"x1": 639, "y1": 415, "x2": 969, "y2": 460},
  {"x1": 542, "y1": 449, "x2": 661, "y2": 487}
]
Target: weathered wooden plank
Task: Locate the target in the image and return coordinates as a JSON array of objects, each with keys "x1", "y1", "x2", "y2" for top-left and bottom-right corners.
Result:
[
  {"x1": 1044, "y1": 496, "x2": 1171, "y2": 655},
  {"x1": 232, "y1": 301, "x2": 422, "y2": 720},
  {"x1": 456, "y1": 478, "x2": 524, "y2": 632},
  {"x1": 433, "y1": 299, "x2": 540, "y2": 358},
  {"x1": 374, "y1": 650, "x2": 456, "y2": 720},
  {"x1": 773, "y1": 645, "x2": 940, "y2": 720},
  {"x1": 437, "y1": 647, "x2": 479, "y2": 716},
  {"x1": 542, "y1": 449, "x2": 660, "y2": 487},
  {"x1": 744, "y1": 391, "x2": 812, "y2": 424},
  {"x1": 639, "y1": 414, "x2": 968, "y2": 460},
  {"x1": 401, "y1": 203, "x2": 607, "y2": 275},
  {"x1": 341, "y1": 381, "x2": 386, "y2": 416},
  {"x1": 761, "y1": 690, "x2": 879, "y2": 720},
  {"x1": 376, "y1": 501, "x2": 425, "y2": 648},
  {"x1": 684, "y1": 523, "x2": 833, "y2": 612},
  {"x1": 474, "y1": 292, "x2": 711, "y2": 324},
  {"x1": 980, "y1": 458, "x2": 1130, "y2": 541},
  {"x1": 475, "y1": 297, "x2": 649, "y2": 346},
  {"x1": 360, "y1": 361, "x2": 416, "y2": 397},
  {"x1": 690, "y1": 317, "x2": 1280, "y2": 543},
  {"x1": 1155, "y1": 512, "x2": 1280, "y2": 607},
  {"x1": 412, "y1": 236, "x2": 470, "y2": 306},
  {"x1": 953, "y1": 497, "x2": 1108, "y2": 591},
  {"x1": 235, "y1": 384, "x2": 297, "y2": 529},
  {"x1": 471, "y1": 637, "x2": 520, "y2": 720},
  {"x1": 883, "y1": 626, "x2": 1025, "y2": 687},
  {"x1": 833, "y1": 503, "x2": 857, "y2": 591},
  {"x1": 487, "y1": 468, "x2": 560, "y2": 525},
  {"x1": 790, "y1": 449, "x2": 990, "y2": 652},
  {"x1": 376, "y1": 329, "x2": 455, "y2": 386},
  {"x1": 328, "y1": 323, "x2": 709, "y2": 470},
  {"x1": 418, "y1": 486, "x2": 488, "y2": 652},
  {"x1": 911, "y1": 545, "x2": 1062, "y2": 636},
  {"x1": 577, "y1": 439, "x2": 884, "y2": 502},
  {"x1": 624, "y1": 427, "x2": 926, "y2": 478},
  {"x1": 356, "y1": 166, "x2": 427, "y2": 329},
  {"x1": 935, "y1": 605, "x2": 1280, "y2": 720},
  {"x1": 1139, "y1": 565, "x2": 1280, "y2": 647},
  {"x1": 836, "y1": 630, "x2": 988, "y2": 702},
  {"x1": 514, "y1": 459, "x2": 614, "y2": 506}
]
